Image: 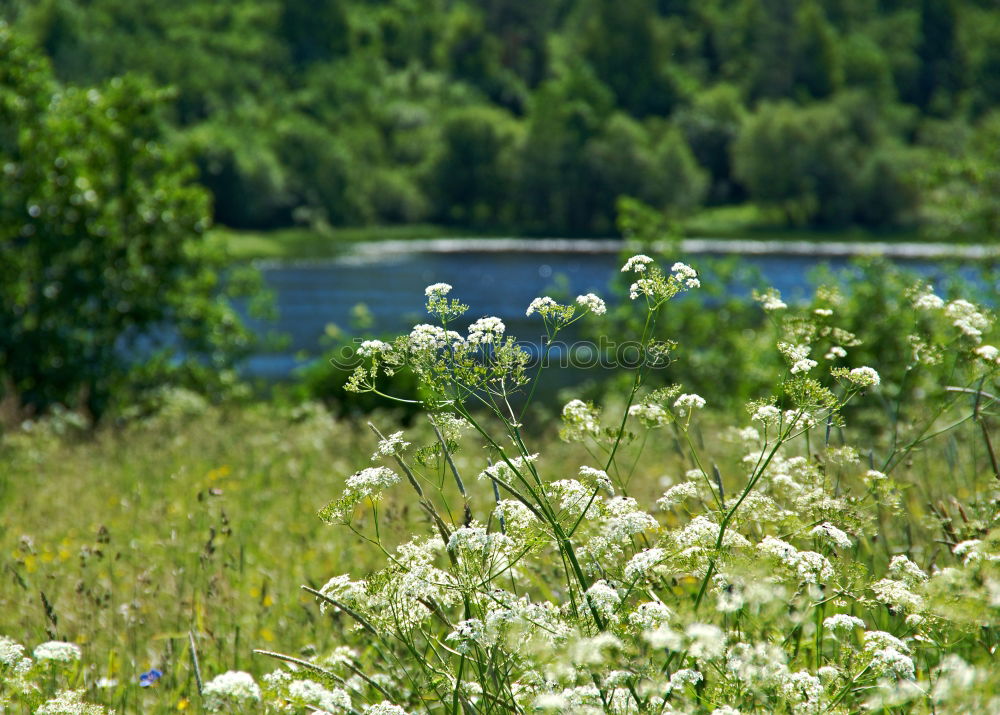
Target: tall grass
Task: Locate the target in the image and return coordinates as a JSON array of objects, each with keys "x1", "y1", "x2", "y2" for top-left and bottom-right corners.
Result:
[{"x1": 2, "y1": 255, "x2": 999, "y2": 713}]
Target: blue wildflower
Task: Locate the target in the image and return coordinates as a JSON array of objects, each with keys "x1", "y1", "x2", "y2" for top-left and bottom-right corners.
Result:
[{"x1": 139, "y1": 668, "x2": 163, "y2": 687}]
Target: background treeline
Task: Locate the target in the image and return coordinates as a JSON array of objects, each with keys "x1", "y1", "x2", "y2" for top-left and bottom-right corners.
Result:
[{"x1": 2, "y1": 0, "x2": 999, "y2": 238}]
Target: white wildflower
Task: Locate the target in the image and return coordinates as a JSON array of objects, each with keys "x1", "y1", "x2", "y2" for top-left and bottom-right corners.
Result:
[
  {"x1": 755, "y1": 287, "x2": 787, "y2": 311},
  {"x1": 33, "y1": 641, "x2": 81, "y2": 663},
  {"x1": 825, "y1": 345, "x2": 847, "y2": 360},
  {"x1": 526, "y1": 296, "x2": 559, "y2": 317},
  {"x1": 686, "y1": 623, "x2": 726, "y2": 660},
  {"x1": 864, "y1": 631, "x2": 911, "y2": 654},
  {"x1": 624, "y1": 548, "x2": 666, "y2": 581},
  {"x1": 888, "y1": 555, "x2": 928, "y2": 585},
  {"x1": 628, "y1": 402, "x2": 669, "y2": 427},
  {"x1": 621, "y1": 254, "x2": 653, "y2": 273},
  {"x1": 814, "y1": 308, "x2": 833, "y2": 317},
  {"x1": 657, "y1": 481, "x2": 701, "y2": 509},
  {"x1": 673, "y1": 393, "x2": 706, "y2": 416},
  {"x1": 345, "y1": 466, "x2": 400, "y2": 499},
  {"x1": 913, "y1": 287, "x2": 944, "y2": 310},
  {"x1": 847, "y1": 366, "x2": 881, "y2": 387},
  {"x1": 467, "y1": 316, "x2": 506, "y2": 344},
  {"x1": 585, "y1": 580, "x2": 621, "y2": 620},
  {"x1": 671, "y1": 262, "x2": 700, "y2": 288},
  {"x1": 752, "y1": 404, "x2": 781, "y2": 425},
  {"x1": 357, "y1": 339, "x2": 392, "y2": 357},
  {"x1": 666, "y1": 668, "x2": 703, "y2": 693},
  {"x1": 424, "y1": 282, "x2": 452, "y2": 297},
  {"x1": 974, "y1": 344, "x2": 999, "y2": 362},
  {"x1": 824, "y1": 613, "x2": 865, "y2": 633},
  {"x1": 579, "y1": 465, "x2": 613, "y2": 494},
  {"x1": 561, "y1": 399, "x2": 601, "y2": 440},
  {"x1": 362, "y1": 702, "x2": 410, "y2": 715},
  {"x1": 870, "y1": 647, "x2": 915, "y2": 679},
  {"x1": 203, "y1": 671, "x2": 261, "y2": 711},
  {"x1": 287, "y1": 679, "x2": 352, "y2": 711},
  {"x1": 628, "y1": 601, "x2": 673, "y2": 630},
  {"x1": 36, "y1": 690, "x2": 108, "y2": 715},
  {"x1": 945, "y1": 299, "x2": 990, "y2": 341},
  {"x1": 575, "y1": 293, "x2": 607, "y2": 315},
  {"x1": 371, "y1": 431, "x2": 409, "y2": 460},
  {"x1": 811, "y1": 522, "x2": 853, "y2": 549},
  {"x1": 871, "y1": 578, "x2": 924, "y2": 612},
  {"x1": 0, "y1": 636, "x2": 25, "y2": 667}
]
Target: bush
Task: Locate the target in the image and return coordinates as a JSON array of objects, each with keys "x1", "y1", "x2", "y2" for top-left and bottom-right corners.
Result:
[{"x1": 0, "y1": 25, "x2": 252, "y2": 419}]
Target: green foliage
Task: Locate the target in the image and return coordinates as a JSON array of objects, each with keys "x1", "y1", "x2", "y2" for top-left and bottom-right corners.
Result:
[
  {"x1": 3, "y1": 0, "x2": 997, "y2": 237},
  {"x1": 0, "y1": 25, "x2": 252, "y2": 418}
]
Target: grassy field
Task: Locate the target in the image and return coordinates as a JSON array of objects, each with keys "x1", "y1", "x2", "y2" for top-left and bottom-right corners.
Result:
[
  {"x1": 2, "y1": 258, "x2": 999, "y2": 713},
  {"x1": 211, "y1": 207, "x2": 943, "y2": 263}
]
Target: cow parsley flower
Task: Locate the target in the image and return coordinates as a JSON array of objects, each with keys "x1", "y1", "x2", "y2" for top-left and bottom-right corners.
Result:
[
  {"x1": 671, "y1": 262, "x2": 700, "y2": 288},
  {"x1": 656, "y1": 481, "x2": 700, "y2": 509},
  {"x1": 579, "y1": 466, "x2": 613, "y2": 494},
  {"x1": 825, "y1": 345, "x2": 847, "y2": 360},
  {"x1": 585, "y1": 580, "x2": 621, "y2": 620},
  {"x1": 628, "y1": 601, "x2": 673, "y2": 630},
  {"x1": 871, "y1": 578, "x2": 924, "y2": 611},
  {"x1": 526, "y1": 296, "x2": 559, "y2": 317},
  {"x1": 811, "y1": 522, "x2": 853, "y2": 549},
  {"x1": 33, "y1": 641, "x2": 81, "y2": 663},
  {"x1": 575, "y1": 293, "x2": 607, "y2": 314},
  {"x1": 36, "y1": 690, "x2": 108, "y2": 715},
  {"x1": 628, "y1": 403, "x2": 669, "y2": 427},
  {"x1": 888, "y1": 555, "x2": 928, "y2": 585},
  {"x1": 0, "y1": 636, "x2": 25, "y2": 666},
  {"x1": 754, "y1": 287, "x2": 787, "y2": 311},
  {"x1": 673, "y1": 393, "x2": 706, "y2": 416},
  {"x1": 346, "y1": 466, "x2": 400, "y2": 498},
  {"x1": 362, "y1": 702, "x2": 410, "y2": 715},
  {"x1": 287, "y1": 679, "x2": 352, "y2": 711},
  {"x1": 870, "y1": 647, "x2": 915, "y2": 679},
  {"x1": 945, "y1": 299, "x2": 990, "y2": 341},
  {"x1": 752, "y1": 404, "x2": 781, "y2": 425},
  {"x1": 666, "y1": 668, "x2": 703, "y2": 693},
  {"x1": 975, "y1": 345, "x2": 999, "y2": 362},
  {"x1": 467, "y1": 316, "x2": 506, "y2": 344},
  {"x1": 371, "y1": 431, "x2": 409, "y2": 460},
  {"x1": 424, "y1": 282, "x2": 452, "y2": 298},
  {"x1": 561, "y1": 399, "x2": 601, "y2": 441},
  {"x1": 913, "y1": 287, "x2": 944, "y2": 310},
  {"x1": 686, "y1": 623, "x2": 726, "y2": 660},
  {"x1": 203, "y1": 671, "x2": 261, "y2": 711},
  {"x1": 357, "y1": 339, "x2": 392, "y2": 357},
  {"x1": 621, "y1": 254, "x2": 653, "y2": 273},
  {"x1": 624, "y1": 548, "x2": 666, "y2": 581},
  {"x1": 824, "y1": 613, "x2": 865, "y2": 633},
  {"x1": 847, "y1": 366, "x2": 880, "y2": 387}
]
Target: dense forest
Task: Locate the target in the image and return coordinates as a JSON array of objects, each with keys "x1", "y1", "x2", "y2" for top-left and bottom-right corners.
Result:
[{"x1": 2, "y1": 0, "x2": 999, "y2": 238}]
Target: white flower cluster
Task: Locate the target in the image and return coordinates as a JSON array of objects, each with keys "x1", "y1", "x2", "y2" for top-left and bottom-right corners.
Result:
[
  {"x1": 575, "y1": 293, "x2": 607, "y2": 314},
  {"x1": 912, "y1": 285, "x2": 945, "y2": 310},
  {"x1": 974, "y1": 344, "x2": 1000, "y2": 364},
  {"x1": 624, "y1": 547, "x2": 666, "y2": 581},
  {"x1": 346, "y1": 466, "x2": 400, "y2": 498},
  {"x1": 579, "y1": 465, "x2": 613, "y2": 494},
  {"x1": 621, "y1": 254, "x2": 653, "y2": 273},
  {"x1": 424, "y1": 282, "x2": 452, "y2": 297},
  {"x1": 371, "y1": 431, "x2": 410, "y2": 460},
  {"x1": 628, "y1": 402, "x2": 669, "y2": 427},
  {"x1": 673, "y1": 393, "x2": 706, "y2": 416},
  {"x1": 758, "y1": 536, "x2": 834, "y2": 584},
  {"x1": 810, "y1": 522, "x2": 853, "y2": 549},
  {"x1": 823, "y1": 613, "x2": 865, "y2": 633},
  {"x1": 408, "y1": 323, "x2": 463, "y2": 350},
  {"x1": 286, "y1": 678, "x2": 352, "y2": 711},
  {"x1": 656, "y1": 481, "x2": 701, "y2": 509},
  {"x1": 36, "y1": 690, "x2": 109, "y2": 715},
  {"x1": 203, "y1": 671, "x2": 261, "y2": 711},
  {"x1": 778, "y1": 342, "x2": 817, "y2": 374},
  {"x1": 526, "y1": 296, "x2": 559, "y2": 317},
  {"x1": 945, "y1": 299, "x2": 990, "y2": 342},
  {"x1": 871, "y1": 577, "x2": 924, "y2": 612},
  {"x1": 752, "y1": 404, "x2": 781, "y2": 425},
  {"x1": 671, "y1": 262, "x2": 701, "y2": 289},
  {"x1": 846, "y1": 366, "x2": 880, "y2": 387},
  {"x1": 357, "y1": 339, "x2": 392, "y2": 357},
  {"x1": 561, "y1": 399, "x2": 601, "y2": 441},
  {"x1": 467, "y1": 316, "x2": 506, "y2": 344},
  {"x1": 33, "y1": 641, "x2": 81, "y2": 663},
  {"x1": 754, "y1": 287, "x2": 788, "y2": 311}
]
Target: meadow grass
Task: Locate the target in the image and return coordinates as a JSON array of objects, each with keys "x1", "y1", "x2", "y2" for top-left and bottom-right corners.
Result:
[{"x1": 2, "y1": 257, "x2": 999, "y2": 713}]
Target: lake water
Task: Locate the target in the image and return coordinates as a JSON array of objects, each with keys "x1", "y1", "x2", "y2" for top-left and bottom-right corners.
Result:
[{"x1": 241, "y1": 240, "x2": 997, "y2": 378}]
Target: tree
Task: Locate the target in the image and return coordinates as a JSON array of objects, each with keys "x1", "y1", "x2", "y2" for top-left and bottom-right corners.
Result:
[{"x1": 0, "y1": 26, "x2": 253, "y2": 418}]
